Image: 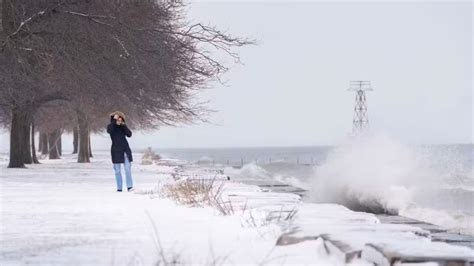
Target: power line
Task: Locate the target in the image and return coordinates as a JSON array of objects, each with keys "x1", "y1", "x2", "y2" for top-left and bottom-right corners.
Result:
[{"x1": 348, "y1": 81, "x2": 372, "y2": 135}]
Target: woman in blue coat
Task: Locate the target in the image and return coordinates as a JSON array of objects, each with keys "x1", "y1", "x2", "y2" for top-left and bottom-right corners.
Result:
[{"x1": 107, "y1": 111, "x2": 134, "y2": 192}]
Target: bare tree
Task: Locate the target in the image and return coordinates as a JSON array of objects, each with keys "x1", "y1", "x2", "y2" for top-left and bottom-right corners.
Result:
[{"x1": 0, "y1": 0, "x2": 254, "y2": 167}]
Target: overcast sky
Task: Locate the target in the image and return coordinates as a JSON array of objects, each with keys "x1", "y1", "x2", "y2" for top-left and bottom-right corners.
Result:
[{"x1": 0, "y1": 1, "x2": 472, "y2": 150}]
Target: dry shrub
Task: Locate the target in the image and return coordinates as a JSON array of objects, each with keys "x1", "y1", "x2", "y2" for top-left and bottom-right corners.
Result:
[
  {"x1": 242, "y1": 207, "x2": 298, "y2": 228},
  {"x1": 163, "y1": 178, "x2": 241, "y2": 216},
  {"x1": 163, "y1": 178, "x2": 215, "y2": 206}
]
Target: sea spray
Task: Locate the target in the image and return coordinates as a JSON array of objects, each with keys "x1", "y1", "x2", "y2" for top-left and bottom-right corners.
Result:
[
  {"x1": 225, "y1": 161, "x2": 314, "y2": 189},
  {"x1": 308, "y1": 135, "x2": 474, "y2": 234},
  {"x1": 308, "y1": 135, "x2": 428, "y2": 213},
  {"x1": 224, "y1": 162, "x2": 272, "y2": 181}
]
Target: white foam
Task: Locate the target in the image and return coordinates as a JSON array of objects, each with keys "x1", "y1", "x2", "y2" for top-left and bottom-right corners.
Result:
[
  {"x1": 225, "y1": 162, "x2": 271, "y2": 180},
  {"x1": 308, "y1": 135, "x2": 474, "y2": 234}
]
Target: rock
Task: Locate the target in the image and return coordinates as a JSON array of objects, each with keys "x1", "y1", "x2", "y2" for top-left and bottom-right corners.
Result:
[
  {"x1": 276, "y1": 233, "x2": 362, "y2": 264},
  {"x1": 276, "y1": 234, "x2": 319, "y2": 246},
  {"x1": 361, "y1": 243, "x2": 474, "y2": 266}
]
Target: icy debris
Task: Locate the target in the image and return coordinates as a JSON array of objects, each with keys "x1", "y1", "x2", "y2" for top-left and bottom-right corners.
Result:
[
  {"x1": 361, "y1": 242, "x2": 474, "y2": 266},
  {"x1": 141, "y1": 147, "x2": 162, "y2": 165},
  {"x1": 277, "y1": 203, "x2": 474, "y2": 265},
  {"x1": 171, "y1": 166, "x2": 230, "y2": 181}
]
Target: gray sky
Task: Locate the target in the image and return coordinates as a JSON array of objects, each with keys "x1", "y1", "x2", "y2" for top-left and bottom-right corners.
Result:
[{"x1": 0, "y1": 1, "x2": 472, "y2": 150}]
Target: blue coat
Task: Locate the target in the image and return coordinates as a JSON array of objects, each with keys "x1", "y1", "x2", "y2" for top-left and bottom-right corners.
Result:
[{"x1": 107, "y1": 116, "x2": 133, "y2": 164}]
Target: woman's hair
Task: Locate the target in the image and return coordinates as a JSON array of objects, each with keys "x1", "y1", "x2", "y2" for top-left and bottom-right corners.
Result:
[{"x1": 110, "y1": 111, "x2": 126, "y2": 122}]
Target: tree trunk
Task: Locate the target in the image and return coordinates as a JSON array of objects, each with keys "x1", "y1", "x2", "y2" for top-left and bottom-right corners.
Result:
[
  {"x1": 72, "y1": 126, "x2": 78, "y2": 154},
  {"x1": 31, "y1": 122, "x2": 40, "y2": 164},
  {"x1": 8, "y1": 107, "x2": 28, "y2": 168},
  {"x1": 38, "y1": 130, "x2": 43, "y2": 153},
  {"x1": 40, "y1": 132, "x2": 49, "y2": 155},
  {"x1": 22, "y1": 120, "x2": 33, "y2": 164},
  {"x1": 48, "y1": 129, "x2": 61, "y2": 159},
  {"x1": 58, "y1": 133, "x2": 62, "y2": 156},
  {"x1": 88, "y1": 131, "x2": 93, "y2": 158},
  {"x1": 77, "y1": 115, "x2": 90, "y2": 163}
]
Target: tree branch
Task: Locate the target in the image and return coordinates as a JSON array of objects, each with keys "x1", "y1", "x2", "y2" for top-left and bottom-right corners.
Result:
[{"x1": 1, "y1": 1, "x2": 66, "y2": 51}]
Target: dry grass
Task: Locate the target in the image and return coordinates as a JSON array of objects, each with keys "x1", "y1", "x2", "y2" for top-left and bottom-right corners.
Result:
[
  {"x1": 163, "y1": 178, "x2": 218, "y2": 206},
  {"x1": 162, "y1": 178, "x2": 298, "y2": 225},
  {"x1": 243, "y1": 207, "x2": 298, "y2": 228},
  {"x1": 162, "y1": 175, "x2": 298, "y2": 231},
  {"x1": 146, "y1": 211, "x2": 228, "y2": 266},
  {"x1": 162, "y1": 177, "x2": 245, "y2": 216}
]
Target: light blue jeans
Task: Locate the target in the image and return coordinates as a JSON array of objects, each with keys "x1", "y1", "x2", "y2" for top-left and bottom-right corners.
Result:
[{"x1": 113, "y1": 153, "x2": 133, "y2": 190}]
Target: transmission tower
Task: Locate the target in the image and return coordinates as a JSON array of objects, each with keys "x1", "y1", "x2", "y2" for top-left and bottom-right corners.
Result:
[{"x1": 348, "y1": 81, "x2": 372, "y2": 135}]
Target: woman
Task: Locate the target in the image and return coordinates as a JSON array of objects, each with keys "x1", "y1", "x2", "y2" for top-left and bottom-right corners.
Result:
[{"x1": 107, "y1": 111, "x2": 134, "y2": 192}]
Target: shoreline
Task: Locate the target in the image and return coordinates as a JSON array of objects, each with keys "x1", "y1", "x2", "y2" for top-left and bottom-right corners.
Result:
[
  {"x1": 1, "y1": 152, "x2": 473, "y2": 265},
  {"x1": 171, "y1": 155, "x2": 474, "y2": 242},
  {"x1": 238, "y1": 171, "x2": 474, "y2": 249},
  {"x1": 169, "y1": 158, "x2": 474, "y2": 264}
]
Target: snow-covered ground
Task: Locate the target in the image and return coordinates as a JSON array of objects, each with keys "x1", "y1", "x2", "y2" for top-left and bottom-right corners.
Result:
[
  {"x1": 0, "y1": 152, "x2": 342, "y2": 265},
  {"x1": 1, "y1": 152, "x2": 473, "y2": 265}
]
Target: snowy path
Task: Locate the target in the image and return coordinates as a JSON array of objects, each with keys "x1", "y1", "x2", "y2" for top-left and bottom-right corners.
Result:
[
  {"x1": 1, "y1": 154, "x2": 164, "y2": 265},
  {"x1": 0, "y1": 153, "x2": 335, "y2": 265}
]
